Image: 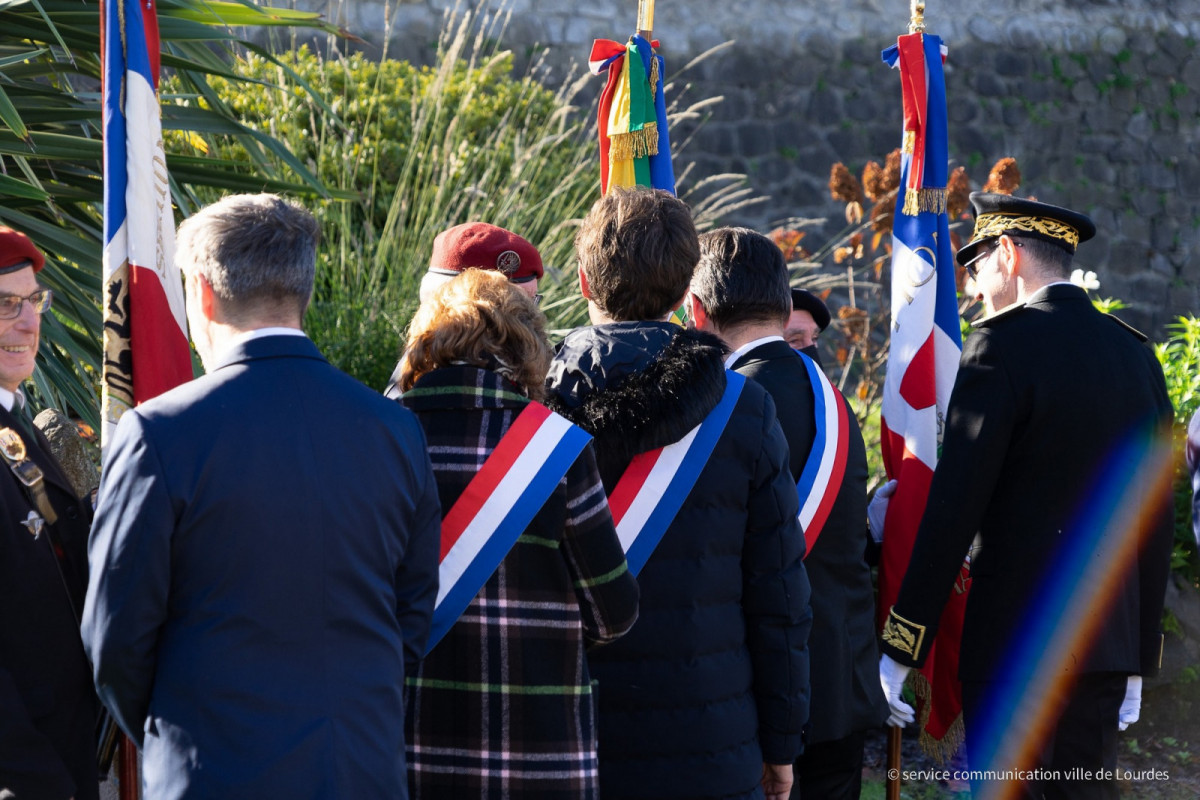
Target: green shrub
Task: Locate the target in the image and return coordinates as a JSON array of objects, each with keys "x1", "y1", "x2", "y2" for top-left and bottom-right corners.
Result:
[
  {"x1": 1155, "y1": 316, "x2": 1200, "y2": 585},
  {"x1": 166, "y1": 10, "x2": 602, "y2": 389}
]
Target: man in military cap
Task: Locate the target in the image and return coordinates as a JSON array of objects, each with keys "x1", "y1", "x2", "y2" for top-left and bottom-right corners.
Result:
[
  {"x1": 0, "y1": 227, "x2": 99, "y2": 800},
  {"x1": 784, "y1": 288, "x2": 832, "y2": 353},
  {"x1": 876, "y1": 193, "x2": 1175, "y2": 798},
  {"x1": 385, "y1": 222, "x2": 545, "y2": 398}
]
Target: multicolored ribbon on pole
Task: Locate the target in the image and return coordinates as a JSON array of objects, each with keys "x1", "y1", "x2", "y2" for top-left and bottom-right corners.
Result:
[{"x1": 588, "y1": 0, "x2": 675, "y2": 195}]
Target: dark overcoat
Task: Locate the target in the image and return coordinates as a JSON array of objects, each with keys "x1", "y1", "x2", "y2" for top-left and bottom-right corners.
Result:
[
  {"x1": 0, "y1": 404, "x2": 98, "y2": 800},
  {"x1": 881, "y1": 284, "x2": 1175, "y2": 682}
]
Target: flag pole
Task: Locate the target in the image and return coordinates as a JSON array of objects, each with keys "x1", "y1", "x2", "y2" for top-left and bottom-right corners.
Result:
[
  {"x1": 637, "y1": 0, "x2": 654, "y2": 41},
  {"x1": 885, "y1": 0, "x2": 923, "y2": 792}
]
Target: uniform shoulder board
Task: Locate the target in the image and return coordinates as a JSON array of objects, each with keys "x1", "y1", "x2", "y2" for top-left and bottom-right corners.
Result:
[
  {"x1": 1104, "y1": 313, "x2": 1147, "y2": 342},
  {"x1": 971, "y1": 301, "x2": 1028, "y2": 328}
]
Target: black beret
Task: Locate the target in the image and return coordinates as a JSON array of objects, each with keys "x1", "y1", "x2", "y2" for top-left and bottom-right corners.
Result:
[{"x1": 790, "y1": 288, "x2": 831, "y2": 331}]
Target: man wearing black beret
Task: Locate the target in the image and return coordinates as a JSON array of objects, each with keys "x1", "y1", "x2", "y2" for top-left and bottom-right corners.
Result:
[{"x1": 877, "y1": 193, "x2": 1175, "y2": 799}]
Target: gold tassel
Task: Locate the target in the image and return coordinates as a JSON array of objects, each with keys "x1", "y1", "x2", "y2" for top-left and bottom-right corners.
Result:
[
  {"x1": 609, "y1": 124, "x2": 659, "y2": 162},
  {"x1": 902, "y1": 130, "x2": 916, "y2": 155},
  {"x1": 649, "y1": 54, "x2": 660, "y2": 92},
  {"x1": 908, "y1": 672, "x2": 967, "y2": 766},
  {"x1": 901, "y1": 186, "x2": 947, "y2": 216}
]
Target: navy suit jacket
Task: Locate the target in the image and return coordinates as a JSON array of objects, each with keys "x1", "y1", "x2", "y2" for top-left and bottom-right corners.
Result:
[{"x1": 82, "y1": 335, "x2": 441, "y2": 800}]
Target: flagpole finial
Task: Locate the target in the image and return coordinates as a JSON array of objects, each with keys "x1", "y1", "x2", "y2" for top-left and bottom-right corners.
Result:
[
  {"x1": 909, "y1": 1, "x2": 926, "y2": 34},
  {"x1": 637, "y1": 0, "x2": 655, "y2": 40}
]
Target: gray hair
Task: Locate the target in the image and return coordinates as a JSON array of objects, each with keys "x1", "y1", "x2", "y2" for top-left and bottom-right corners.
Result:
[{"x1": 176, "y1": 193, "x2": 319, "y2": 318}]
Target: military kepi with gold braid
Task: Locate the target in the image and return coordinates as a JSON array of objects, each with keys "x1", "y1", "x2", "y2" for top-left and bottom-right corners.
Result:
[{"x1": 956, "y1": 191, "x2": 1096, "y2": 268}]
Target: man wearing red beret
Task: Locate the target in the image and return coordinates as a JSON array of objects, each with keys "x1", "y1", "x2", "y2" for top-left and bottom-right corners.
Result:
[{"x1": 0, "y1": 227, "x2": 100, "y2": 800}]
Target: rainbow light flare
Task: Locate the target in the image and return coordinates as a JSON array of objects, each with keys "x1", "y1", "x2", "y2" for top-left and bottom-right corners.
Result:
[{"x1": 966, "y1": 423, "x2": 1175, "y2": 800}]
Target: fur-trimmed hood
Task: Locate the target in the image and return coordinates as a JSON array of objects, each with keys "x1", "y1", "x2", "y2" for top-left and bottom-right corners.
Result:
[{"x1": 545, "y1": 321, "x2": 728, "y2": 485}]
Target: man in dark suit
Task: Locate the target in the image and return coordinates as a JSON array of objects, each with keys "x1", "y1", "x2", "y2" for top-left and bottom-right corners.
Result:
[
  {"x1": 689, "y1": 227, "x2": 886, "y2": 800},
  {"x1": 878, "y1": 194, "x2": 1175, "y2": 799},
  {"x1": 0, "y1": 227, "x2": 98, "y2": 800},
  {"x1": 81, "y1": 194, "x2": 442, "y2": 799}
]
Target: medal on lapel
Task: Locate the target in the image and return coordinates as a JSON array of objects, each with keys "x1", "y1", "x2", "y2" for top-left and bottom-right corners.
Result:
[{"x1": 21, "y1": 510, "x2": 44, "y2": 539}]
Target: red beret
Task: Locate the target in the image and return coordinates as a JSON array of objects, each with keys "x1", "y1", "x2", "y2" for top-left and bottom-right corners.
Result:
[
  {"x1": 428, "y1": 222, "x2": 543, "y2": 283},
  {"x1": 0, "y1": 227, "x2": 45, "y2": 275}
]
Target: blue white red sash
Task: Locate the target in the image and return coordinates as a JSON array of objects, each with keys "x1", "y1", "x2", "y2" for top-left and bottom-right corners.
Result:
[
  {"x1": 607, "y1": 370, "x2": 746, "y2": 575},
  {"x1": 427, "y1": 403, "x2": 591, "y2": 654},
  {"x1": 794, "y1": 350, "x2": 850, "y2": 558}
]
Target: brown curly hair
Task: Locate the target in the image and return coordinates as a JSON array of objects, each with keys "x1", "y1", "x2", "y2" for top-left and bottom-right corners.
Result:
[{"x1": 398, "y1": 269, "x2": 552, "y2": 400}]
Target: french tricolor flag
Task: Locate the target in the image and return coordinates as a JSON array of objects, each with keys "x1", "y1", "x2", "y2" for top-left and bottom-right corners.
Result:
[
  {"x1": 101, "y1": 0, "x2": 193, "y2": 445},
  {"x1": 878, "y1": 32, "x2": 967, "y2": 751}
]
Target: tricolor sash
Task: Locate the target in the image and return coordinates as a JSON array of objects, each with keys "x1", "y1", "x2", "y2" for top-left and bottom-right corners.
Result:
[
  {"x1": 608, "y1": 370, "x2": 746, "y2": 575},
  {"x1": 428, "y1": 403, "x2": 591, "y2": 654},
  {"x1": 794, "y1": 350, "x2": 850, "y2": 558}
]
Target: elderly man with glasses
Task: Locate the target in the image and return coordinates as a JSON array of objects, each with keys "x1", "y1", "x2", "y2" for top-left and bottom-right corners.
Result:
[{"x1": 0, "y1": 226, "x2": 100, "y2": 800}]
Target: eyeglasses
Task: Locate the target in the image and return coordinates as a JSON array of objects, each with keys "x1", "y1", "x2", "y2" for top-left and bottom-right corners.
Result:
[
  {"x1": 0, "y1": 289, "x2": 52, "y2": 320},
  {"x1": 963, "y1": 239, "x2": 1021, "y2": 278}
]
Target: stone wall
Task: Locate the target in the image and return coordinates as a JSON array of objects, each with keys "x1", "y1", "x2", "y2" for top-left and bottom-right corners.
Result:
[{"x1": 293, "y1": 0, "x2": 1199, "y2": 335}]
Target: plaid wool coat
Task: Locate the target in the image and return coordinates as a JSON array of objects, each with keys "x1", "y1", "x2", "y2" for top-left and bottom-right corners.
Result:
[{"x1": 401, "y1": 366, "x2": 639, "y2": 799}]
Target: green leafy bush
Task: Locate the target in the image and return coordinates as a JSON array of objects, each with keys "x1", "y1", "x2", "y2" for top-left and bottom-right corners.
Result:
[
  {"x1": 167, "y1": 10, "x2": 602, "y2": 389},
  {"x1": 1155, "y1": 316, "x2": 1200, "y2": 585}
]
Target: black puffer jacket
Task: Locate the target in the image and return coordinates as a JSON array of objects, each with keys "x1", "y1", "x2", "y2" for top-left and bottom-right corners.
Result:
[{"x1": 546, "y1": 322, "x2": 812, "y2": 800}]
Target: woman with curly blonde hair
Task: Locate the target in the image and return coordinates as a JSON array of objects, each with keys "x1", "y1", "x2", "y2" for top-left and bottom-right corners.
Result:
[{"x1": 396, "y1": 268, "x2": 638, "y2": 799}]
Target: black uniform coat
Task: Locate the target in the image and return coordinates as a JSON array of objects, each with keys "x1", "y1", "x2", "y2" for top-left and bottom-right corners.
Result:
[
  {"x1": 732, "y1": 340, "x2": 887, "y2": 743},
  {"x1": 0, "y1": 403, "x2": 98, "y2": 800},
  {"x1": 547, "y1": 322, "x2": 812, "y2": 800},
  {"x1": 880, "y1": 284, "x2": 1175, "y2": 682}
]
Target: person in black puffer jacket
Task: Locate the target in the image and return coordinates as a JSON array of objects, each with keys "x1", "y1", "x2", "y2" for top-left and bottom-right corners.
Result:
[{"x1": 545, "y1": 188, "x2": 812, "y2": 800}]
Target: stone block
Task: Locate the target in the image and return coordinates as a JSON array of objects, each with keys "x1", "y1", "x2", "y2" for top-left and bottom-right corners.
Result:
[
  {"x1": 806, "y1": 88, "x2": 841, "y2": 121},
  {"x1": 739, "y1": 122, "x2": 773, "y2": 158},
  {"x1": 1109, "y1": 139, "x2": 1143, "y2": 164},
  {"x1": 1108, "y1": 240, "x2": 1153, "y2": 276},
  {"x1": 826, "y1": 126, "x2": 868, "y2": 160},
  {"x1": 1121, "y1": 214, "x2": 1153, "y2": 249},
  {"x1": 995, "y1": 50, "x2": 1029, "y2": 78},
  {"x1": 1133, "y1": 190, "x2": 1164, "y2": 218},
  {"x1": 1002, "y1": 102, "x2": 1027, "y2": 127},
  {"x1": 1158, "y1": 30, "x2": 1195, "y2": 62},
  {"x1": 1070, "y1": 80, "x2": 1099, "y2": 105},
  {"x1": 1020, "y1": 77, "x2": 1051, "y2": 104},
  {"x1": 1125, "y1": 111, "x2": 1153, "y2": 141},
  {"x1": 967, "y1": 15, "x2": 1006, "y2": 46},
  {"x1": 1178, "y1": 160, "x2": 1200, "y2": 200},
  {"x1": 1097, "y1": 26, "x2": 1128, "y2": 56},
  {"x1": 975, "y1": 70, "x2": 1005, "y2": 98},
  {"x1": 1152, "y1": 217, "x2": 1179, "y2": 252},
  {"x1": 845, "y1": 91, "x2": 877, "y2": 123},
  {"x1": 1144, "y1": 162, "x2": 1179, "y2": 193}
]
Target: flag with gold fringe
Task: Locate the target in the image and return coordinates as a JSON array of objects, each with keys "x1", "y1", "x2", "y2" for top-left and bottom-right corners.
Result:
[
  {"x1": 877, "y1": 30, "x2": 969, "y2": 763},
  {"x1": 588, "y1": 34, "x2": 675, "y2": 195}
]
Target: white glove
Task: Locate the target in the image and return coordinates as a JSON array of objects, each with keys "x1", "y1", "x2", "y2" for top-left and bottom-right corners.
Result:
[
  {"x1": 868, "y1": 479, "x2": 898, "y2": 544},
  {"x1": 879, "y1": 654, "x2": 915, "y2": 728},
  {"x1": 1118, "y1": 676, "x2": 1142, "y2": 731}
]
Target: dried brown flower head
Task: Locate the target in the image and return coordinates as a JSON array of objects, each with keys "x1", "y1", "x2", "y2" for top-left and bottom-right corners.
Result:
[
  {"x1": 881, "y1": 149, "x2": 902, "y2": 194},
  {"x1": 947, "y1": 166, "x2": 971, "y2": 219},
  {"x1": 829, "y1": 163, "x2": 864, "y2": 205},
  {"x1": 838, "y1": 305, "x2": 870, "y2": 344},
  {"x1": 870, "y1": 194, "x2": 896, "y2": 233},
  {"x1": 862, "y1": 161, "x2": 884, "y2": 202},
  {"x1": 982, "y1": 157, "x2": 1021, "y2": 195}
]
